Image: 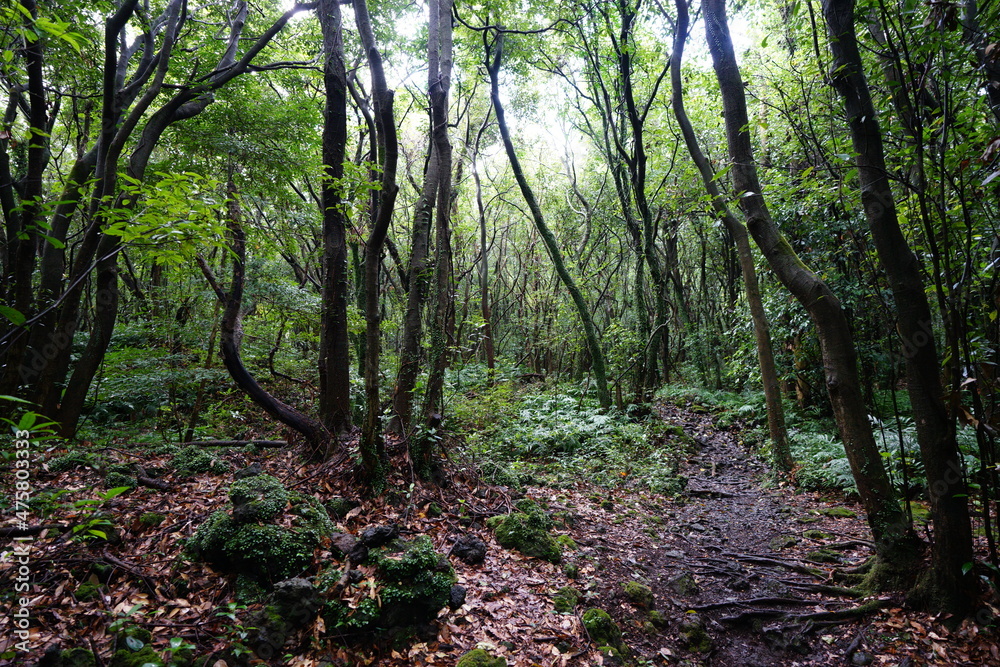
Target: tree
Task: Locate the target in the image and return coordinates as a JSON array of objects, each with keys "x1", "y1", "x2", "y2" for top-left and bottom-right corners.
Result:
[
  {"x1": 669, "y1": 0, "x2": 791, "y2": 471},
  {"x1": 701, "y1": 0, "x2": 914, "y2": 570},
  {"x1": 820, "y1": 0, "x2": 974, "y2": 612},
  {"x1": 486, "y1": 28, "x2": 611, "y2": 409}
]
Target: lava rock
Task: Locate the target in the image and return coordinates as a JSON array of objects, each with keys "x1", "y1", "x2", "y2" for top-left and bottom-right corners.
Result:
[
  {"x1": 452, "y1": 535, "x2": 487, "y2": 565},
  {"x1": 330, "y1": 532, "x2": 368, "y2": 564},
  {"x1": 361, "y1": 523, "x2": 400, "y2": 547},
  {"x1": 234, "y1": 462, "x2": 262, "y2": 479},
  {"x1": 449, "y1": 584, "x2": 467, "y2": 609}
]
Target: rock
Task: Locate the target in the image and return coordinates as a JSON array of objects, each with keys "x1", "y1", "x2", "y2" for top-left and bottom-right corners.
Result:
[
  {"x1": 563, "y1": 562, "x2": 580, "y2": 578},
  {"x1": 678, "y1": 613, "x2": 712, "y2": 653},
  {"x1": 449, "y1": 584, "x2": 467, "y2": 609},
  {"x1": 581, "y1": 608, "x2": 625, "y2": 654},
  {"x1": 552, "y1": 586, "x2": 581, "y2": 613},
  {"x1": 487, "y1": 513, "x2": 561, "y2": 563},
  {"x1": 806, "y1": 549, "x2": 842, "y2": 563},
  {"x1": 36, "y1": 648, "x2": 96, "y2": 667},
  {"x1": 325, "y1": 496, "x2": 359, "y2": 519},
  {"x1": 455, "y1": 648, "x2": 507, "y2": 667},
  {"x1": 330, "y1": 532, "x2": 368, "y2": 564},
  {"x1": 852, "y1": 651, "x2": 874, "y2": 666},
  {"x1": 648, "y1": 609, "x2": 668, "y2": 628},
  {"x1": 622, "y1": 581, "x2": 655, "y2": 609},
  {"x1": 802, "y1": 529, "x2": 831, "y2": 539},
  {"x1": 108, "y1": 646, "x2": 160, "y2": 667},
  {"x1": 234, "y1": 462, "x2": 262, "y2": 479},
  {"x1": 229, "y1": 474, "x2": 289, "y2": 524},
  {"x1": 819, "y1": 506, "x2": 857, "y2": 518},
  {"x1": 666, "y1": 572, "x2": 699, "y2": 596},
  {"x1": 271, "y1": 578, "x2": 323, "y2": 624},
  {"x1": 452, "y1": 535, "x2": 487, "y2": 565},
  {"x1": 597, "y1": 645, "x2": 624, "y2": 666},
  {"x1": 360, "y1": 523, "x2": 400, "y2": 547},
  {"x1": 770, "y1": 534, "x2": 798, "y2": 550}
]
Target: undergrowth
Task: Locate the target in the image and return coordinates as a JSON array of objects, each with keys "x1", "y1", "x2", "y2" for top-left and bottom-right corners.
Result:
[{"x1": 447, "y1": 366, "x2": 687, "y2": 493}]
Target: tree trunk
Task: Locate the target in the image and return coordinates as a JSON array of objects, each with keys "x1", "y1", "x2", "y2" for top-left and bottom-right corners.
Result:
[
  {"x1": 820, "y1": 0, "x2": 974, "y2": 613},
  {"x1": 317, "y1": 0, "x2": 353, "y2": 436},
  {"x1": 214, "y1": 182, "x2": 331, "y2": 459},
  {"x1": 669, "y1": 0, "x2": 791, "y2": 471},
  {"x1": 354, "y1": 0, "x2": 400, "y2": 491},
  {"x1": 487, "y1": 32, "x2": 611, "y2": 409},
  {"x1": 702, "y1": 0, "x2": 913, "y2": 564}
]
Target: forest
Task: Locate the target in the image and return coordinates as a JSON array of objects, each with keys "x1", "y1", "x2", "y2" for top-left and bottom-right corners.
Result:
[{"x1": 0, "y1": 0, "x2": 999, "y2": 664}]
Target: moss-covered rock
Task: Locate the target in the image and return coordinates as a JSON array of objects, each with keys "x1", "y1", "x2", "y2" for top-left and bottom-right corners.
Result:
[
  {"x1": 487, "y1": 513, "x2": 561, "y2": 563},
  {"x1": 647, "y1": 609, "x2": 668, "y2": 628},
  {"x1": 230, "y1": 474, "x2": 288, "y2": 523},
  {"x1": 75, "y1": 580, "x2": 102, "y2": 602},
  {"x1": 322, "y1": 535, "x2": 456, "y2": 632},
  {"x1": 455, "y1": 648, "x2": 507, "y2": 667},
  {"x1": 47, "y1": 648, "x2": 96, "y2": 667},
  {"x1": 622, "y1": 581, "x2": 654, "y2": 609},
  {"x1": 769, "y1": 535, "x2": 798, "y2": 550},
  {"x1": 187, "y1": 478, "x2": 332, "y2": 586},
  {"x1": 108, "y1": 645, "x2": 159, "y2": 667},
  {"x1": 48, "y1": 452, "x2": 94, "y2": 472},
  {"x1": 582, "y1": 608, "x2": 624, "y2": 652},
  {"x1": 806, "y1": 549, "x2": 842, "y2": 563},
  {"x1": 563, "y1": 562, "x2": 579, "y2": 579},
  {"x1": 552, "y1": 586, "x2": 581, "y2": 613},
  {"x1": 802, "y1": 529, "x2": 831, "y2": 539},
  {"x1": 666, "y1": 572, "x2": 699, "y2": 596},
  {"x1": 103, "y1": 472, "x2": 136, "y2": 490},
  {"x1": 138, "y1": 512, "x2": 165, "y2": 528},
  {"x1": 818, "y1": 506, "x2": 857, "y2": 518},
  {"x1": 555, "y1": 534, "x2": 577, "y2": 551},
  {"x1": 169, "y1": 445, "x2": 230, "y2": 478},
  {"x1": 514, "y1": 498, "x2": 554, "y2": 530},
  {"x1": 679, "y1": 613, "x2": 712, "y2": 653}
]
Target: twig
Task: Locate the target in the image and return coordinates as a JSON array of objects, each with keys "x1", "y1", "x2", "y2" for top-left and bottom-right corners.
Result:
[{"x1": 103, "y1": 548, "x2": 159, "y2": 600}]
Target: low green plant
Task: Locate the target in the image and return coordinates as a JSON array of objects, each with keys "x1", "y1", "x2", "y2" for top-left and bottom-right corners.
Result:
[{"x1": 70, "y1": 486, "x2": 131, "y2": 543}]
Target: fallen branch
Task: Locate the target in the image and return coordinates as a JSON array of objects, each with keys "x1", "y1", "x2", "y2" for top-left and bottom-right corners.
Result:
[
  {"x1": 103, "y1": 548, "x2": 159, "y2": 600},
  {"x1": 0, "y1": 524, "x2": 67, "y2": 538},
  {"x1": 136, "y1": 475, "x2": 170, "y2": 490}
]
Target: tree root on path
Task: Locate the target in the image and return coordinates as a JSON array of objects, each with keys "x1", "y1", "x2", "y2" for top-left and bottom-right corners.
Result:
[{"x1": 720, "y1": 597, "x2": 892, "y2": 626}]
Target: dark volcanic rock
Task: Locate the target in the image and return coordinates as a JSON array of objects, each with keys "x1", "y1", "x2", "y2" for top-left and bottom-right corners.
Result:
[
  {"x1": 360, "y1": 523, "x2": 400, "y2": 547},
  {"x1": 452, "y1": 535, "x2": 487, "y2": 565}
]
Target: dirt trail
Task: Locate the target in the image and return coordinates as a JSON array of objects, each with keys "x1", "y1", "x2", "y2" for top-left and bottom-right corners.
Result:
[{"x1": 576, "y1": 403, "x2": 877, "y2": 666}]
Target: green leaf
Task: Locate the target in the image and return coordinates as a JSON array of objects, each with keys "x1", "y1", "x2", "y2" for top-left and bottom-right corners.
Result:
[
  {"x1": 125, "y1": 636, "x2": 145, "y2": 651},
  {"x1": 0, "y1": 305, "x2": 26, "y2": 326},
  {"x1": 961, "y1": 561, "x2": 974, "y2": 575}
]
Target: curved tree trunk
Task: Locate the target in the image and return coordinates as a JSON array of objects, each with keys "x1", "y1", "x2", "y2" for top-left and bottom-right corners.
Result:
[
  {"x1": 821, "y1": 0, "x2": 974, "y2": 613},
  {"x1": 215, "y1": 182, "x2": 331, "y2": 459},
  {"x1": 669, "y1": 0, "x2": 791, "y2": 471},
  {"x1": 354, "y1": 0, "x2": 400, "y2": 491},
  {"x1": 702, "y1": 0, "x2": 912, "y2": 563},
  {"x1": 487, "y1": 32, "x2": 611, "y2": 409}
]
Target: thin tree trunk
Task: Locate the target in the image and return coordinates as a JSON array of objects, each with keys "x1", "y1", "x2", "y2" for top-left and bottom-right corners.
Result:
[
  {"x1": 486, "y1": 31, "x2": 611, "y2": 409},
  {"x1": 669, "y1": 0, "x2": 791, "y2": 471},
  {"x1": 821, "y1": 0, "x2": 974, "y2": 612},
  {"x1": 354, "y1": 0, "x2": 399, "y2": 491},
  {"x1": 703, "y1": 0, "x2": 912, "y2": 563},
  {"x1": 317, "y1": 0, "x2": 352, "y2": 436}
]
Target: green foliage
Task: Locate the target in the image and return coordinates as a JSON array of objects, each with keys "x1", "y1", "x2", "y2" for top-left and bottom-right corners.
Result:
[
  {"x1": 487, "y1": 511, "x2": 561, "y2": 563},
  {"x1": 454, "y1": 384, "x2": 686, "y2": 493},
  {"x1": 49, "y1": 451, "x2": 96, "y2": 472},
  {"x1": 103, "y1": 471, "x2": 137, "y2": 489},
  {"x1": 455, "y1": 648, "x2": 507, "y2": 667}
]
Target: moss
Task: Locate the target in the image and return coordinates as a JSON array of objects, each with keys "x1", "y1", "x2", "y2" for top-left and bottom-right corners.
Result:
[
  {"x1": 679, "y1": 613, "x2": 712, "y2": 653},
  {"x1": 325, "y1": 496, "x2": 357, "y2": 519},
  {"x1": 229, "y1": 474, "x2": 288, "y2": 523},
  {"x1": 322, "y1": 536, "x2": 454, "y2": 632},
  {"x1": 555, "y1": 534, "x2": 577, "y2": 551},
  {"x1": 802, "y1": 529, "x2": 831, "y2": 539},
  {"x1": 56, "y1": 648, "x2": 97, "y2": 667},
  {"x1": 287, "y1": 491, "x2": 335, "y2": 540},
  {"x1": 234, "y1": 573, "x2": 268, "y2": 604},
  {"x1": 49, "y1": 452, "x2": 93, "y2": 472},
  {"x1": 818, "y1": 506, "x2": 857, "y2": 518},
  {"x1": 103, "y1": 471, "x2": 136, "y2": 489},
  {"x1": 187, "y1": 512, "x2": 315, "y2": 581},
  {"x1": 552, "y1": 586, "x2": 581, "y2": 613},
  {"x1": 622, "y1": 581, "x2": 654, "y2": 609},
  {"x1": 108, "y1": 645, "x2": 159, "y2": 667},
  {"x1": 806, "y1": 549, "x2": 842, "y2": 563},
  {"x1": 582, "y1": 608, "x2": 622, "y2": 650},
  {"x1": 75, "y1": 580, "x2": 102, "y2": 602},
  {"x1": 169, "y1": 445, "x2": 230, "y2": 477},
  {"x1": 770, "y1": 535, "x2": 798, "y2": 550},
  {"x1": 600, "y1": 499, "x2": 614, "y2": 511},
  {"x1": 648, "y1": 609, "x2": 668, "y2": 628},
  {"x1": 563, "y1": 562, "x2": 579, "y2": 579},
  {"x1": 489, "y1": 513, "x2": 561, "y2": 563},
  {"x1": 455, "y1": 648, "x2": 507, "y2": 667},
  {"x1": 139, "y1": 512, "x2": 165, "y2": 528},
  {"x1": 426, "y1": 502, "x2": 444, "y2": 518}
]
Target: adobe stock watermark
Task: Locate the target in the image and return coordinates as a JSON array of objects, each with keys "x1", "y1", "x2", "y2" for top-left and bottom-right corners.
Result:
[{"x1": 7, "y1": 428, "x2": 34, "y2": 654}]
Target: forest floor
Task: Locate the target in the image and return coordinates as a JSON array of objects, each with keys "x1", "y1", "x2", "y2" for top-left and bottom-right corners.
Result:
[{"x1": 2, "y1": 402, "x2": 999, "y2": 666}]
